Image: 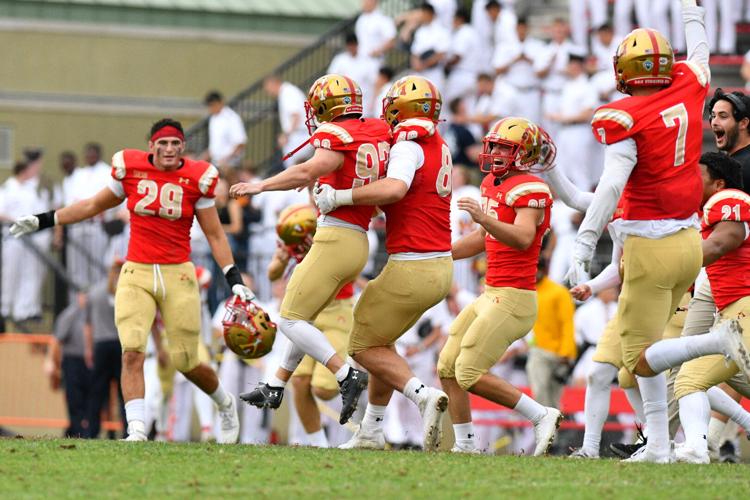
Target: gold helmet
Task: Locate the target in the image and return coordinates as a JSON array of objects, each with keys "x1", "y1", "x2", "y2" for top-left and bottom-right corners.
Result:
[
  {"x1": 222, "y1": 297, "x2": 277, "y2": 359},
  {"x1": 305, "y1": 74, "x2": 363, "y2": 134},
  {"x1": 382, "y1": 75, "x2": 442, "y2": 128},
  {"x1": 613, "y1": 28, "x2": 673, "y2": 94},
  {"x1": 479, "y1": 117, "x2": 551, "y2": 177},
  {"x1": 276, "y1": 204, "x2": 317, "y2": 246}
]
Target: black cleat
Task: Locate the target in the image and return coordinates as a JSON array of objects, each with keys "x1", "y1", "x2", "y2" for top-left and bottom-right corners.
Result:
[
  {"x1": 338, "y1": 367, "x2": 368, "y2": 425},
  {"x1": 719, "y1": 441, "x2": 740, "y2": 463},
  {"x1": 239, "y1": 383, "x2": 284, "y2": 409},
  {"x1": 610, "y1": 425, "x2": 646, "y2": 459}
]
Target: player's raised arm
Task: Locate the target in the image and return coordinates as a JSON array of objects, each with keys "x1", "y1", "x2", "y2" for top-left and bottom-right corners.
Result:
[
  {"x1": 546, "y1": 167, "x2": 594, "y2": 213},
  {"x1": 10, "y1": 186, "x2": 123, "y2": 238},
  {"x1": 682, "y1": 0, "x2": 710, "y2": 73}
]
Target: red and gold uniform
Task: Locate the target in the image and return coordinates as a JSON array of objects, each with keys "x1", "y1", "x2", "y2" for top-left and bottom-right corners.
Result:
[
  {"x1": 349, "y1": 118, "x2": 453, "y2": 354},
  {"x1": 110, "y1": 149, "x2": 219, "y2": 372},
  {"x1": 676, "y1": 189, "x2": 750, "y2": 399},
  {"x1": 438, "y1": 174, "x2": 553, "y2": 390}
]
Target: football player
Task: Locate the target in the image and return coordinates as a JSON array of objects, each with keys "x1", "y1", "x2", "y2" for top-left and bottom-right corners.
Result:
[
  {"x1": 11, "y1": 119, "x2": 253, "y2": 442},
  {"x1": 230, "y1": 74, "x2": 390, "y2": 424},
  {"x1": 567, "y1": 0, "x2": 712, "y2": 462},
  {"x1": 433, "y1": 118, "x2": 562, "y2": 456},
  {"x1": 315, "y1": 75, "x2": 453, "y2": 451}
]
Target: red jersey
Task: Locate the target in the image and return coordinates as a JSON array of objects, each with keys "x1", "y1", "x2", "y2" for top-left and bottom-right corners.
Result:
[
  {"x1": 111, "y1": 150, "x2": 219, "y2": 264},
  {"x1": 591, "y1": 60, "x2": 709, "y2": 221},
  {"x1": 312, "y1": 118, "x2": 391, "y2": 231},
  {"x1": 481, "y1": 173, "x2": 552, "y2": 290},
  {"x1": 701, "y1": 189, "x2": 750, "y2": 310},
  {"x1": 381, "y1": 119, "x2": 452, "y2": 254}
]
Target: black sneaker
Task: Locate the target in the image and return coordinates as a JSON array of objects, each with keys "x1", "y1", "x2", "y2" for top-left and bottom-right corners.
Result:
[
  {"x1": 610, "y1": 425, "x2": 647, "y2": 459},
  {"x1": 239, "y1": 383, "x2": 284, "y2": 409},
  {"x1": 719, "y1": 441, "x2": 740, "y2": 463},
  {"x1": 338, "y1": 368, "x2": 368, "y2": 424}
]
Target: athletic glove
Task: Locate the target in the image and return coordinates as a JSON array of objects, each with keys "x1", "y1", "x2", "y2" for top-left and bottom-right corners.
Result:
[
  {"x1": 564, "y1": 240, "x2": 595, "y2": 287},
  {"x1": 224, "y1": 265, "x2": 256, "y2": 302},
  {"x1": 10, "y1": 211, "x2": 56, "y2": 238},
  {"x1": 313, "y1": 183, "x2": 352, "y2": 215}
]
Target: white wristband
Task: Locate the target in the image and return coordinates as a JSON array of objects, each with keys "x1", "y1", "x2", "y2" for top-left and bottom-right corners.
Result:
[{"x1": 336, "y1": 188, "x2": 354, "y2": 206}]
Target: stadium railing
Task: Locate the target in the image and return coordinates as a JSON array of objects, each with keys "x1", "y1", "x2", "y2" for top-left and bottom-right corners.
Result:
[{"x1": 184, "y1": 0, "x2": 416, "y2": 174}]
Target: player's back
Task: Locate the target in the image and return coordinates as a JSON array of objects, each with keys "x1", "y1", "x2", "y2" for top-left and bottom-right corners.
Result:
[
  {"x1": 482, "y1": 173, "x2": 552, "y2": 290},
  {"x1": 313, "y1": 118, "x2": 391, "y2": 231},
  {"x1": 592, "y1": 60, "x2": 709, "y2": 221},
  {"x1": 112, "y1": 149, "x2": 218, "y2": 264},
  {"x1": 381, "y1": 118, "x2": 452, "y2": 254}
]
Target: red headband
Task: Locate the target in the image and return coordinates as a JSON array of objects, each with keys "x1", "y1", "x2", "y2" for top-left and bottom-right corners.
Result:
[{"x1": 150, "y1": 125, "x2": 184, "y2": 143}]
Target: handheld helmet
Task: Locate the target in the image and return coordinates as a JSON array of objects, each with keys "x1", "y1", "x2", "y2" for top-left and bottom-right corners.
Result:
[{"x1": 222, "y1": 297, "x2": 277, "y2": 359}]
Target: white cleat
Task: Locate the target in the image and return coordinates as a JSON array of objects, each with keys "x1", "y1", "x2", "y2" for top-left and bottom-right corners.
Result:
[
  {"x1": 674, "y1": 445, "x2": 710, "y2": 464},
  {"x1": 122, "y1": 421, "x2": 147, "y2": 442},
  {"x1": 217, "y1": 394, "x2": 240, "y2": 444},
  {"x1": 569, "y1": 447, "x2": 599, "y2": 459},
  {"x1": 451, "y1": 443, "x2": 480, "y2": 454},
  {"x1": 418, "y1": 388, "x2": 449, "y2": 452},
  {"x1": 338, "y1": 426, "x2": 385, "y2": 450},
  {"x1": 623, "y1": 445, "x2": 672, "y2": 464},
  {"x1": 532, "y1": 407, "x2": 562, "y2": 456},
  {"x1": 717, "y1": 319, "x2": 750, "y2": 380}
]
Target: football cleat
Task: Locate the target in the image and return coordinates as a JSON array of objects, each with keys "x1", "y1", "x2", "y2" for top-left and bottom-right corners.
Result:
[
  {"x1": 418, "y1": 387, "x2": 449, "y2": 452},
  {"x1": 451, "y1": 443, "x2": 480, "y2": 454},
  {"x1": 217, "y1": 394, "x2": 240, "y2": 444},
  {"x1": 122, "y1": 420, "x2": 147, "y2": 442},
  {"x1": 610, "y1": 425, "x2": 647, "y2": 458},
  {"x1": 674, "y1": 444, "x2": 710, "y2": 464},
  {"x1": 715, "y1": 319, "x2": 750, "y2": 381},
  {"x1": 718, "y1": 441, "x2": 740, "y2": 463},
  {"x1": 338, "y1": 368, "x2": 369, "y2": 425},
  {"x1": 338, "y1": 426, "x2": 385, "y2": 450},
  {"x1": 222, "y1": 297, "x2": 277, "y2": 359},
  {"x1": 623, "y1": 445, "x2": 672, "y2": 464},
  {"x1": 569, "y1": 447, "x2": 599, "y2": 459},
  {"x1": 532, "y1": 408, "x2": 563, "y2": 456},
  {"x1": 239, "y1": 383, "x2": 285, "y2": 409}
]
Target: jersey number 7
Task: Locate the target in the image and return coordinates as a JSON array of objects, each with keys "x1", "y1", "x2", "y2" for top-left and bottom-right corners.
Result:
[{"x1": 660, "y1": 103, "x2": 688, "y2": 167}]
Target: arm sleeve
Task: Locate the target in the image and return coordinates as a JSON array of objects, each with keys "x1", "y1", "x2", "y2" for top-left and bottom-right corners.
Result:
[
  {"x1": 195, "y1": 197, "x2": 216, "y2": 209},
  {"x1": 545, "y1": 168, "x2": 594, "y2": 212},
  {"x1": 576, "y1": 139, "x2": 637, "y2": 250},
  {"x1": 107, "y1": 177, "x2": 125, "y2": 199},
  {"x1": 386, "y1": 140, "x2": 424, "y2": 188},
  {"x1": 683, "y1": 2, "x2": 710, "y2": 72},
  {"x1": 586, "y1": 242, "x2": 623, "y2": 294}
]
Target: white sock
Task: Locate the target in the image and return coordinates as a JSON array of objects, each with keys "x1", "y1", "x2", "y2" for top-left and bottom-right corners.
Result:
[
  {"x1": 403, "y1": 377, "x2": 428, "y2": 406},
  {"x1": 707, "y1": 416, "x2": 726, "y2": 451},
  {"x1": 513, "y1": 393, "x2": 547, "y2": 424},
  {"x1": 335, "y1": 365, "x2": 351, "y2": 383},
  {"x1": 268, "y1": 375, "x2": 288, "y2": 388},
  {"x1": 125, "y1": 398, "x2": 146, "y2": 432},
  {"x1": 210, "y1": 383, "x2": 232, "y2": 409},
  {"x1": 707, "y1": 386, "x2": 750, "y2": 431},
  {"x1": 678, "y1": 391, "x2": 710, "y2": 454},
  {"x1": 636, "y1": 373, "x2": 669, "y2": 454},
  {"x1": 582, "y1": 362, "x2": 618, "y2": 454},
  {"x1": 623, "y1": 387, "x2": 646, "y2": 430},
  {"x1": 361, "y1": 404, "x2": 387, "y2": 431},
  {"x1": 645, "y1": 333, "x2": 725, "y2": 374},
  {"x1": 279, "y1": 318, "x2": 337, "y2": 366},
  {"x1": 453, "y1": 422, "x2": 476, "y2": 448},
  {"x1": 307, "y1": 429, "x2": 329, "y2": 448},
  {"x1": 278, "y1": 339, "x2": 306, "y2": 375}
]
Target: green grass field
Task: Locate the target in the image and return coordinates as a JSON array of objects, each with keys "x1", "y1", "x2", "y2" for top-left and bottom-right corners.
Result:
[{"x1": 1, "y1": 438, "x2": 749, "y2": 499}]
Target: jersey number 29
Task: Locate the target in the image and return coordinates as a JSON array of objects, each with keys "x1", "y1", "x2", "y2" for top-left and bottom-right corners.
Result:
[{"x1": 134, "y1": 180, "x2": 183, "y2": 220}]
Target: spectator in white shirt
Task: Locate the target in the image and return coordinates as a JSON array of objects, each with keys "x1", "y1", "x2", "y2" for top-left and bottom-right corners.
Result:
[
  {"x1": 545, "y1": 51, "x2": 599, "y2": 191},
  {"x1": 410, "y1": 2, "x2": 451, "y2": 92},
  {"x1": 0, "y1": 154, "x2": 52, "y2": 324},
  {"x1": 468, "y1": 73, "x2": 508, "y2": 132},
  {"x1": 328, "y1": 33, "x2": 379, "y2": 120},
  {"x1": 613, "y1": 0, "x2": 651, "y2": 39},
  {"x1": 263, "y1": 75, "x2": 313, "y2": 169},
  {"x1": 355, "y1": 0, "x2": 396, "y2": 63},
  {"x1": 589, "y1": 23, "x2": 617, "y2": 74},
  {"x1": 569, "y1": 0, "x2": 607, "y2": 47},
  {"x1": 492, "y1": 17, "x2": 544, "y2": 124},
  {"x1": 445, "y1": 8, "x2": 482, "y2": 102},
  {"x1": 428, "y1": 0, "x2": 457, "y2": 30},
  {"x1": 486, "y1": 0, "x2": 518, "y2": 50},
  {"x1": 368, "y1": 66, "x2": 395, "y2": 118},
  {"x1": 535, "y1": 18, "x2": 581, "y2": 138},
  {"x1": 703, "y1": 0, "x2": 736, "y2": 54},
  {"x1": 203, "y1": 91, "x2": 247, "y2": 170}
]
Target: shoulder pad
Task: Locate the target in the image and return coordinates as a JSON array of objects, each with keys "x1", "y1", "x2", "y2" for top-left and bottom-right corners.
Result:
[
  {"x1": 675, "y1": 60, "x2": 710, "y2": 88},
  {"x1": 703, "y1": 189, "x2": 750, "y2": 226},
  {"x1": 198, "y1": 163, "x2": 220, "y2": 196},
  {"x1": 505, "y1": 179, "x2": 552, "y2": 208},
  {"x1": 392, "y1": 118, "x2": 436, "y2": 143},
  {"x1": 111, "y1": 150, "x2": 127, "y2": 180},
  {"x1": 311, "y1": 123, "x2": 355, "y2": 150},
  {"x1": 591, "y1": 105, "x2": 635, "y2": 145}
]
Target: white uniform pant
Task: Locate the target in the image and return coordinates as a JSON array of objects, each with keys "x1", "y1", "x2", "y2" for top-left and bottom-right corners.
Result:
[
  {"x1": 556, "y1": 124, "x2": 599, "y2": 191},
  {"x1": 703, "y1": 0, "x2": 737, "y2": 54},
  {"x1": 569, "y1": 0, "x2": 608, "y2": 46},
  {"x1": 1, "y1": 232, "x2": 50, "y2": 321},
  {"x1": 219, "y1": 351, "x2": 271, "y2": 444},
  {"x1": 445, "y1": 70, "x2": 478, "y2": 103},
  {"x1": 510, "y1": 88, "x2": 542, "y2": 125},
  {"x1": 614, "y1": 0, "x2": 652, "y2": 38}
]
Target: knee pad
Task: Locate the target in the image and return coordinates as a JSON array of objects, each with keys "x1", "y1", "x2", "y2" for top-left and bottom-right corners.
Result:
[
  {"x1": 170, "y1": 348, "x2": 199, "y2": 373},
  {"x1": 618, "y1": 367, "x2": 637, "y2": 389},
  {"x1": 455, "y1": 360, "x2": 482, "y2": 392},
  {"x1": 436, "y1": 354, "x2": 456, "y2": 380}
]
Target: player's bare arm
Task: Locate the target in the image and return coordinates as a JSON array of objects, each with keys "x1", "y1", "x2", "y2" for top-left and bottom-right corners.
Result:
[
  {"x1": 267, "y1": 245, "x2": 291, "y2": 281},
  {"x1": 701, "y1": 220, "x2": 746, "y2": 266},
  {"x1": 451, "y1": 227, "x2": 485, "y2": 260},
  {"x1": 229, "y1": 148, "x2": 343, "y2": 197}
]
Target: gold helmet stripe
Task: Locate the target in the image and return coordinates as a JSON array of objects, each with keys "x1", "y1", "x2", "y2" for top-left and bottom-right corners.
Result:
[
  {"x1": 593, "y1": 108, "x2": 634, "y2": 130},
  {"x1": 315, "y1": 123, "x2": 354, "y2": 144},
  {"x1": 702, "y1": 190, "x2": 750, "y2": 225},
  {"x1": 505, "y1": 181, "x2": 551, "y2": 206},
  {"x1": 645, "y1": 29, "x2": 661, "y2": 77}
]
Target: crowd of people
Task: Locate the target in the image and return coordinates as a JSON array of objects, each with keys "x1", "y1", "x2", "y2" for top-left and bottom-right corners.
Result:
[{"x1": 3, "y1": 0, "x2": 750, "y2": 462}]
